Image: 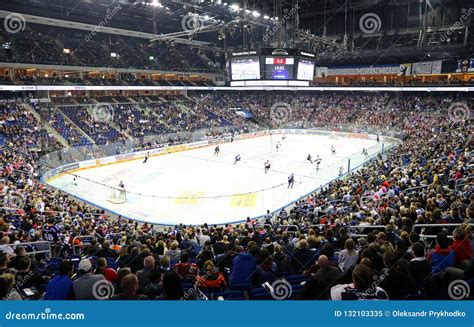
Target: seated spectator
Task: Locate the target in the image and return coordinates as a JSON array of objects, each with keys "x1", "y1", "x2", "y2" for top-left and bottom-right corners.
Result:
[
  {"x1": 312, "y1": 255, "x2": 341, "y2": 289},
  {"x1": 94, "y1": 257, "x2": 118, "y2": 283},
  {"x1": 173, "y1": 253, "x2": 198, "y2": 281},
  {"x1": 291, "y1": 240, "x2": 318, "y2": 273},
  {"x1": 408, "y1": 242, "x2": 432, "y2": 286},
  {"x1": 136, "y1": 256, "x2": 156, "y2": 289},
  {"x1": 73, "y1": 259, "x2": 106, "y2": 300},
  {"x1": 380, "y1": 251, "x2": 417, "y2": 299},
  {"x1": 164, "y1": 241, "x2": 181, "y2": 263},
  {"x1": 159, "y1": 255, "x2": 171, "y2": 274},
  {"x1": 156, "y1": 271, "x2": 184, "y2": 300},
  {"x1": 0, "y1": 273, "x2": 22, "y2": 300},
  {"x1": 256, "y1": 248, "x2": 277, "y2": 283},
  {"x1": 9, "y1": 247, "x2": 27, "y2": 271},
  {"x1": 196, "y1": 260, "x2": 227, "y2": 290},
  {"x1": 15, "y1": 256, "x2": 48, "y2": 298},
  {"x1": 96, "y1": 241, "x2": 118, "y2": 259},
  {"x1": 449, "y1": 227, "x2": 472, "y2": 267},
  {"x1": 338, "y1": 239, "x2": 359, "y2": 271},
  {"x1": 142, "y1": 269, "x2": 162, "y2": 300},
  {"x1": 428, "y1": 232, "x2": 455, "y2": 273},
  {"x1": 229, "y1": 245, "x2": 258, "y2": 287},
  {"x1": 0, "y1": 253, "x2": 15, "y2": 275},
  {"x1": 44, "y1": 260, "x2": 74, "y2": 300},
  {"x1": 110, "y1": 274, "x2": 147, "y2": 300},
  {"x1": 330, "y1": 264, "x2": 388, "y2": 300},
  {"x1": 273, "y1": 244, "x2": 291, "y2": 273}
]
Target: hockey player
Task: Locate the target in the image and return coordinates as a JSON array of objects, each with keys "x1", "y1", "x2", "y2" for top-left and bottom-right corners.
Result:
[
  {"x1": 307, "y1": 154, "x2": 313, "y2": 163},
  {"x1": 143, "y1": 152, "x2": 149, "y2": 163},
  {"x1": 362, "y1": 148, "x2": 369, "y2": 157},
  {"x1": 264, "y1": 160, "x2": 271, "y2": 173},
  {"x1": 234, "y1": 154, "x2": 241, "y2": 164},
  {"x1": 214, "y1": 145, "x2": 220, "y2": 157},
  {"x1": 288, "y1": 173, "x2": 295, "y2": 188},
  {"x1": 331, "y1": 146, "x2": 336, "y2": 155}
]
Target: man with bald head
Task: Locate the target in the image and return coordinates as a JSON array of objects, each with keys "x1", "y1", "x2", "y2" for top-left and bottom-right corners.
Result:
[{"x1": 314, "y1": 255, "x2": 341, "y2": 288}]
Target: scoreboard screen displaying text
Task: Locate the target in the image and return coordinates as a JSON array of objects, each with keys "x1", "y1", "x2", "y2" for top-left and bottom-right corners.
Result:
[
  {"x1": 230, "y1": 56, "x2": 261, "y2": 80},
  {"x1": 265, "y1": 57, "x2": 294, "y2": 80},
  {"x1": 297, "y1": 58, "x2": 315, "y2": 80}
]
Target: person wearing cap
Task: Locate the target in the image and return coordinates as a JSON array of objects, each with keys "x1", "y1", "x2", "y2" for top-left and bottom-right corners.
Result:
[{"x1": 73, "y1": 259, "x2": 106, "y2": 300}]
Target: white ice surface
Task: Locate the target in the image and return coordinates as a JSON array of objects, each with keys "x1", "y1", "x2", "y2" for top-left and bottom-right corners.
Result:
[{"x1": 49, "y1": 134, "x2": 389, "y2": 225}]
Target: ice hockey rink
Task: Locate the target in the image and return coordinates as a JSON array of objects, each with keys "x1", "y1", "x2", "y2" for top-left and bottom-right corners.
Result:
[{"x1": 47, "y1": 133, "x2": 394, "y2": 226}]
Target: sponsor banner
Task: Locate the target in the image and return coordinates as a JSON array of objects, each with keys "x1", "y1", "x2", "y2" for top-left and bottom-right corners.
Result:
[
  {"x1": 149, "y1": 148, "x2": 165, "y2": 155},
  {"x1": 80, "y1": 160, "x2": 97, "y2": 168},
  {"x1": 188, "y1": 140, "x2": 209, "y2": 149},
  {"x1": 348, "y1": 133, "x2": 369, "y2": 139},
  {"x1": 165, "y1": 144, "x2": 187, "y2": 154},
  {"x1": 115, "y1": 153, "x2": 136, "y2": 162},
  {"x1": 412, "y1": 60, "x2": 443, "y2": 75},
  {"x1": 398, "y1": 63, "x2": 412, "y2": 76},
  {"x1": 61, "y1": 163, "x2": 79, "y2": 172},
  {"x1": 99, "y1": 157, "x2": 115, "y2": 165},
  {"x1": 318, "y1": 65, "x2": 400, "y2": 76}
]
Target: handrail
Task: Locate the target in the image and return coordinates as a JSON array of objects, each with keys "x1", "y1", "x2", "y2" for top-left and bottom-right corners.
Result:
[
  {"x1": 13, "y1": 241, "x2": 51, "y2": 258},
  {"x1": 71, "y1": 235, "x2": 95, "y2": 254}
]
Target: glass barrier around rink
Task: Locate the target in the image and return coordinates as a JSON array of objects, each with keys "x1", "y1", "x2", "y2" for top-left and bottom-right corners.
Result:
[{"x1": 39, "y1": 126, "x2": 402, "y2": 225}]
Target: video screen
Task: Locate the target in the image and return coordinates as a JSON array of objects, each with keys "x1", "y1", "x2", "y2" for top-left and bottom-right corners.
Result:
[
  {"x1": 297, "y1": 58, "x2": 315, "y2": 80},
  {"x1": 265, "y1": 57, "x2": 294, "y2": 80},
  {"x1": 230, "y1": 56, "x2": 261, "y2": 80}
]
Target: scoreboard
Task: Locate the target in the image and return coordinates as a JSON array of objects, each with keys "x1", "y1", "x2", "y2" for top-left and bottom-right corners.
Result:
[
  {"x1": 265, "y1": 57, "x2": 295, "y2": 80},
  {"x1": 227, "y1": 49, "x2": 315, "y2": 83}
]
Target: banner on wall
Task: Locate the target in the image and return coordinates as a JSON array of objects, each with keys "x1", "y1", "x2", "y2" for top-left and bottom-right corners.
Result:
[
  {"x1": 411, "y1": 60, "x2": 443, "y2": 75},
  {"x1": 398, "y1": 63, "x2": 412, "y2": 76},
  {"x1": 316, "y1": 65, "x2": 400, "y2": 76}
]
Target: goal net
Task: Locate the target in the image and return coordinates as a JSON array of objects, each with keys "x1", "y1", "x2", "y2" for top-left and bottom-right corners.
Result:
[
  {"x1": 328, "y1": 132, "x2": 339, "y2": 139},
  {"x1": 107, "y1": 187, "x2": 127, "y2": 204}
]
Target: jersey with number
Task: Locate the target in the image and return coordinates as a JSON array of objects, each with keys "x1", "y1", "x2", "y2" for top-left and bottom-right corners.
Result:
[{"x1": 43, "y1": 225, "x2": 61, "y2": 243}]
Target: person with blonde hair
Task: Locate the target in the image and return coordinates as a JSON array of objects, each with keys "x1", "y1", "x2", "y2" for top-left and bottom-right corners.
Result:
[
  {"x1": 164, "y1": 240, "x2": 181, "y2": 262},
  {"x1": 338, "y1": 238, "x2": 359, "y2": 271}
]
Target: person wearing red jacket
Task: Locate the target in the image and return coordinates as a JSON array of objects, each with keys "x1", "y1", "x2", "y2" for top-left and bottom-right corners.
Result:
[
  {"x1": 449, "y1": 227, "x2": 472, "y2": 267},
  {"x1": 195, "y1": 260, "x2": 227, "y2": 290}
]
